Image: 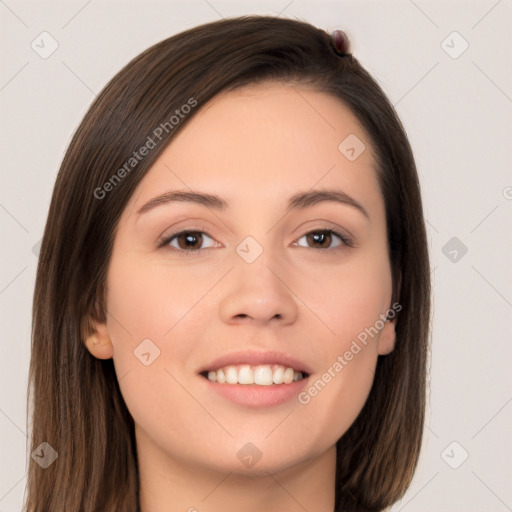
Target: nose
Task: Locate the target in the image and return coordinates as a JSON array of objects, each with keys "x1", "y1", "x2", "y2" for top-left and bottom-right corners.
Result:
[{"x1": 219, "y1": 255, "x2": 299, "y2": 327}]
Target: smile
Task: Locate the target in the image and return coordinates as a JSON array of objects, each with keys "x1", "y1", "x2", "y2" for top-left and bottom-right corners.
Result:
[{"x1": 200, "y1": 364, "x2": 308, "y2": 385}]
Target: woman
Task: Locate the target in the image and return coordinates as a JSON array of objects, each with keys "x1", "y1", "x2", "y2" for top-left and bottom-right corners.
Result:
[{"x1": 26, "y1": 15, "x2": 431, "y2": 512}]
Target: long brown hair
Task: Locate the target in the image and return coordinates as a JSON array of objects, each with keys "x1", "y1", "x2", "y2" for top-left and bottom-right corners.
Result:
[{"x1": 26, "y1": 15, "x2": 431, "y2": 512}]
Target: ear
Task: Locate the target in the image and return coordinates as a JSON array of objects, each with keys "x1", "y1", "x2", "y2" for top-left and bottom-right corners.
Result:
[
  {"x1": 83, "y1": 319, "x2": 114, "y2": 360},
  {"x1": 378, "y1": 270, "x2": 401, "y2": 355},
  {"x1": 377, "y1": 316, "x2": 397, "y2": 356}
]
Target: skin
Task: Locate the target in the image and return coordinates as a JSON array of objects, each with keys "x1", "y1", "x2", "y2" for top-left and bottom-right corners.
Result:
[{"x1": 85, "y1": 81, "x2": 396, "y2": 512}]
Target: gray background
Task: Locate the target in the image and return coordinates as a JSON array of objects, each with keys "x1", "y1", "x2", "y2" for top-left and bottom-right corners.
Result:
[{"x1": 1, "y1": 1, "x2": 511, "y2": 510}]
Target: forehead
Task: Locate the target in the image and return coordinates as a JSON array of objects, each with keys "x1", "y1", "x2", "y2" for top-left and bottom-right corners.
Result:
[
  {"x1": 180, "y1": 81, "x2": 373, "y2": 166},
  {"x1": 124, "y1": 81, "x2": 381, "y2": 220}
]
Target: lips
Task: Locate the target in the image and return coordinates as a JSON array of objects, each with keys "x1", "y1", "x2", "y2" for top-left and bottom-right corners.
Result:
[
  {"x1": 198, "y1": 349, "x2": 312, "y2": 376},
  {"x1": 198, "y1": 350, "x2": 311, "y2": 408}
]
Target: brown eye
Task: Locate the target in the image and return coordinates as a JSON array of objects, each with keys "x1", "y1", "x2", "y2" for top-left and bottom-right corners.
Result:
[
  {"x1": 162, "y1": 230, "x2": 216, "y2": 252},
  {"x1": 175, "y1": 232, "x2": 203, "y2": 250},
  {"x1": 307, "y1": 231, "x2": 332, "y2": 248},
  {"x1": 296, "y1": 230, "x2": 347, "y2": 250}
]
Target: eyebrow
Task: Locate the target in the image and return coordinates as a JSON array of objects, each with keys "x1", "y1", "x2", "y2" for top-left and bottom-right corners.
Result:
[{"x1": 136, "y1": 188, "x2": 370, "y2": 220}]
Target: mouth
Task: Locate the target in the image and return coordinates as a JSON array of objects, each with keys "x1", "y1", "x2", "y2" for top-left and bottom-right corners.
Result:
[
  {"x1": 197, "y1": 350, "x2": 312, "y2": 407},
  {"x1": 199, "y1": 364, "x2": 309, "y2": 386}
]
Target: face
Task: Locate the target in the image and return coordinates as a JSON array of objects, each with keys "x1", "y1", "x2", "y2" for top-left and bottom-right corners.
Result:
[{"x1": 86, "y1": 82, "x2": 396, "y2": 477}]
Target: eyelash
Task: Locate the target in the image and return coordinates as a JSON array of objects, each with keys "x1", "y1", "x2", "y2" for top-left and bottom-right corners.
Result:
[{"x1": 157, "y1": 227, "x2": 354, "y2": 256}]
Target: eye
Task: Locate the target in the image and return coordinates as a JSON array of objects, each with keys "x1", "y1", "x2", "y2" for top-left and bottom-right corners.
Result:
[
  {"x1": 157, "y1": 227, "x2": 353, "y2": 256},
  {"x1": 295, "y1": 229, "x2": 351, "y2": 250},
  {"x1": 159, "y1": 230, "x2": 218, "y2": 254}
]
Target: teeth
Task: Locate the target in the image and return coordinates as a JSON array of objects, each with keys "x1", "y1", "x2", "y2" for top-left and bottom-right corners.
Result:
[
  {"x1": 205, "y1": 364, "x2": 305, "y2": 385},
  {"x1": 273, "y1": 366, "x2": 284, "y2": 384},
  {"x1": 238, "y1": 365, "x2": 254, "y2": 384},
  {"x1": 225, "y1": 366, "x2": 238, "y2": 384},
  {"x1": 283, "y1": 367, "x2": 295, "y2": 384}
]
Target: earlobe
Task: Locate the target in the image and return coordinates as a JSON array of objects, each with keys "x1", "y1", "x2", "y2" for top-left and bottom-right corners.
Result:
[
  {"x1": 377, "y1": 317, "x2": 397, "y2": 356},
  {"x1": 83, "y1": 322, "x2": 114, "y2": 360}
]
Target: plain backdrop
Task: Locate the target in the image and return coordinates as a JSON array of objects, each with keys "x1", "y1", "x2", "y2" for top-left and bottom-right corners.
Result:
[{"x1": 1, "y1": 1, "x2": 511, "y2": 511}]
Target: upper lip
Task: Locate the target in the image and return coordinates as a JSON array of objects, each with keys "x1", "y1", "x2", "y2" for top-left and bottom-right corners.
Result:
[{"x1": 199, "y1": 350, "x2": 312, "y2": 376}]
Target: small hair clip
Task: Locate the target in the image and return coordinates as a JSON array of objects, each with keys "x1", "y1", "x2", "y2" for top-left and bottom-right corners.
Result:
[{"x1": 330, "y1": 29, "x2": 350, "y2": 56}]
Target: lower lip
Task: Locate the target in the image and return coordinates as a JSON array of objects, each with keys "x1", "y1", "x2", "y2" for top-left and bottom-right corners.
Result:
[{"x1": 200, "y1": 375, "x2": 309, "y2": 408}]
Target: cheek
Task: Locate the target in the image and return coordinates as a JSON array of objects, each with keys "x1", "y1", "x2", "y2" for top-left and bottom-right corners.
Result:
[
  {"x1": 105, "y1": 249, "x2": 215, "y2": 353},
  {"x1": 299, "y1": 249, "x2": 392, "y2": 348},
  {"x1": 294, "y1": 263, "x2": 386, "y2": 444},
  {"x1": 103, "y1": 253, "x2": 214, "y2": 459},
  {"x1": 258, "y1": 252, "x2": 390, "y2": 446},
  {"x1": 296, "y1": 344, "x2": 377, "y2": 451},
  {"x1": 103, "y1": 249, "x2": 225, "y2": 419}
]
